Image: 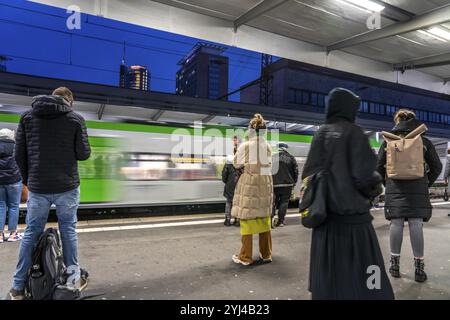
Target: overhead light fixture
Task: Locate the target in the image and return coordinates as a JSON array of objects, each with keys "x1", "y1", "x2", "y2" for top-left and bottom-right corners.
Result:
[
  {"x1": 338, "y1": 0, "x2": 385, "y2": 12},
  {"x1": 417, "y1": 29, "x2": 448, "y2": 42},
  {"x1": 427, "y1": 27, "x2": 450, "y2": 41}
]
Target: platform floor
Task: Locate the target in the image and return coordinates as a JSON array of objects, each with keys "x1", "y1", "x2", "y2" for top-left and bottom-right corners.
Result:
[{"x1": 1, "y1": 203, "x2": 450, "y2": 300}]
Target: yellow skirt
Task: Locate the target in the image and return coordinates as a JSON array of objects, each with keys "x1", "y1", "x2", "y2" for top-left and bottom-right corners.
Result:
[{"x1": 240, "y1": 216, "x2": 271, "y2": 236}]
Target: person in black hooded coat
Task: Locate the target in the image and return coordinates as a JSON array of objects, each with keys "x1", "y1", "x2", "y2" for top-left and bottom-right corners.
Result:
[
  {"x1": 302, "y1": 87, "x2": 394, "y2": 300},
  {"x1": 376, "y1": 109, "x2": 442, "y2": 283}
]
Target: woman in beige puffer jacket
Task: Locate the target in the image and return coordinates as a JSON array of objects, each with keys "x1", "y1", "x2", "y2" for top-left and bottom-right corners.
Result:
[{"x1": 231, "y1": 113, "x2": 273, "y2": 266}]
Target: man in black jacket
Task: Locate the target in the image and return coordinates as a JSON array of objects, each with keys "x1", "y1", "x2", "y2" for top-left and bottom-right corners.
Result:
[
  {"x1": 272, "y1": 143, "x2": 298, "y2": 227},
  {"x1": 10, "y1": 87, "x2": 91, "y2": 300}
]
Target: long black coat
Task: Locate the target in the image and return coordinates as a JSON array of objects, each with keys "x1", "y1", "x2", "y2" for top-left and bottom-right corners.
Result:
[
  {"x1": 221, "y1": 162, "x2": 238, "y2": 201},
  {"x1": 0, "y1": 138, "x2": 21, "y2": 185},
  {"x1": 376, "y1": 119, "x2": 442, "y2": 222},
  {"x1": 304, "y1": 88, "x2": 393, "y2": 300},
  {"x1": 15, "y1": 95, "x2": 91, "y2": 194}
]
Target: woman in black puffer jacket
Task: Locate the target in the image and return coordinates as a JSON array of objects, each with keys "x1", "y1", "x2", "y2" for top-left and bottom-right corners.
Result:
[
  {"x1": 0, "y1": 128, "x2": 22, "y2": 243},
  {"x1": 377, "y1": 109, "x2": 443, "y2": 283}
]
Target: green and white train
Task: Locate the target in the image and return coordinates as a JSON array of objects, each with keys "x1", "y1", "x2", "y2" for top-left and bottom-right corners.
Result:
[{"x1": 4, "y1": 110, "x2": 420, "y2": 209}]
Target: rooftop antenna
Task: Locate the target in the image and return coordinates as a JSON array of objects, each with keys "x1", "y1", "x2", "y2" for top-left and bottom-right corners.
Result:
[{"x1": 121, "y1": 42, "x2": 126, "y2": 65}]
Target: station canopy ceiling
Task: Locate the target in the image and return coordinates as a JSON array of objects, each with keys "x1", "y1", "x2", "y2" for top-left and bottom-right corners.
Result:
[
  {"x1": 150, "y1": 0, "x2": 450, "y2": 82},
  {"x1": 0, "y1": 92, "x2": 318, "y2": 134}
]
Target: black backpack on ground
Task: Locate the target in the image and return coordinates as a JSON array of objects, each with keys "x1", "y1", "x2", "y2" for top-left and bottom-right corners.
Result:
[{"x1": 25, "y1": 228, "x2": 88, "y2": 300}]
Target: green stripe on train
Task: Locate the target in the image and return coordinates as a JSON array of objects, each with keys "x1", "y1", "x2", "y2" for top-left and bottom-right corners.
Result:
[{"x1": 0, "y1": 112, "x2": 381, "y2": 147}]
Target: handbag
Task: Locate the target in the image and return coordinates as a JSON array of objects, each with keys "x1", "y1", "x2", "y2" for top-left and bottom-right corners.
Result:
[{"x1": 299, "y1": 132, "x2": 339, "y2": 229}]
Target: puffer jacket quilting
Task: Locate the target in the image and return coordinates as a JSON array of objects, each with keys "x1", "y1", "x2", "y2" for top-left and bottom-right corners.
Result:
[
  {"x1": 231, "y1": 136, "x2": 273, "y2": 220},
  {"x1": 15, "y1": 95, "x2": 91, "y2": 194}
]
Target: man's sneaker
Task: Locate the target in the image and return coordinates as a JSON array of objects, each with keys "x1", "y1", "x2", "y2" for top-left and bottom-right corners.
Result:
[
  {"x1": 259, "y1": 253, "x2": 272, "y2": 263},
  {"x1": 275, "y1": 221, "x2": 285, "y2": 227},
  {"x1": 232, "y1": 254, "x2": 251, "y2": 266},
  {"x1": 7, "y1": 232, "x2": 21, "y2": 242},
  {"x1": 271, "y1": 216, "x2": 278, "y2": 229},
  {"x1": 9, "y1": 288, "x2": 25, "y2": 300},
  {"x1": 233, "y1": 218, "x2": 240, "y2": 227},
  {"x1": 224, "y1": 218, "x2": 232, "y2": 226},
  {"x1": 0, "y1": 233, "x2": 4, "y2": 243}
]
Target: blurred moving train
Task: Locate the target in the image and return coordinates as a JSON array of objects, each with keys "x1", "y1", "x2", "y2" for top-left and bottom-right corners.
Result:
[{"x1": 0, "y1": 110, "x2": 448, "y2": 209}]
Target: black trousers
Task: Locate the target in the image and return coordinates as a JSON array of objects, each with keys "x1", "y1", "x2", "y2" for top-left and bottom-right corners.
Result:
[{"x1": 272, "y1": 186, "x2": 292, "y2": 223}]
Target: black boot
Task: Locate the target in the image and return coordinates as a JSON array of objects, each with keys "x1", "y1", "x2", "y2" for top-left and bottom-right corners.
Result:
[
  {"x1": 224, "y1": 218, "x2": 231, "y2": 226},
  {"x1": 414, "y1": 258, "x2": 427, "y2": 283},
  {"x1": 389, "y1": 255, "x2": 401, "y2": 278},
  {"x1": 233, "y1": 218, "x2": 240, "y2": 227}
]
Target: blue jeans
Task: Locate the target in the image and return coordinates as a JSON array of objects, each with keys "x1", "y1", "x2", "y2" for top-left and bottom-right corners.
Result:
[
  {"x1": 0, "y1": 181, "x2": 22, "y2": 233},
  {"x1": 12, "y1": 187, "x2": 80, "y2": 291}
]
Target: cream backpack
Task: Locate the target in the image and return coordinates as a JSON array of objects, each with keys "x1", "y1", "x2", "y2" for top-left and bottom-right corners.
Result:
[{"x1": 381, "y1": 124, "x2": 427, "y2": 180}]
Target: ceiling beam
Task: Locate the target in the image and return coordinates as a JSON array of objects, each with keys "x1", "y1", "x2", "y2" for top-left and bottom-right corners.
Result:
[
  {"x1": 394, "y1": 51, "x2": 450, "y2": 71},
  {"x1": 370, "y1": 0, "x2": 415, "y2": 21},
  {"x1": 234, "y1": 0, "x2": 290, "y2": 31},
  {"x1": 327, "y1": 4, "x2": 450, "y2": 52}
]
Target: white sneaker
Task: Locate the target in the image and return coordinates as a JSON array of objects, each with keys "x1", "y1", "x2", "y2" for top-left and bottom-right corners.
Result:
[
  {"x1": 0, "y1": 233, "x2": 3, "y2": 243},
  {"x1": 7, "y1": 232, "x2": 21, "y2": 242},
  {"x1": 259, "y1": 253, "x2": 272, "y2": 263},
  {"x1": 232, "y1": 254, "x2": 251, "y2": 266}
]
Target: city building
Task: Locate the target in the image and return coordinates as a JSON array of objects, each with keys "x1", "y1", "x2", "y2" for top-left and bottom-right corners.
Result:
[
  {"x1": 176, "y1": 42, "x2": 229, "y2": 100},
  {"x1": 119, "y1": 63, "x2": 150, "y2": 91},
  {"x1": 240, "y1": 58, "x2": 450, "y2": 129}
]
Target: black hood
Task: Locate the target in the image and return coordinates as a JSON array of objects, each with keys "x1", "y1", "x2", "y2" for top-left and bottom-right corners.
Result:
[
  {"x1": 392, "y1": 118, "x2": 424, "y2": 135},
  {"x1": 325, "y1": 88, "x2": 360, "y2": 123},
  {"x1": 31, "y1": 95, "x2": 72, "y2": 118},
  {"x1": 0, "y1": 139, "x2": 14, "y2": 158}
]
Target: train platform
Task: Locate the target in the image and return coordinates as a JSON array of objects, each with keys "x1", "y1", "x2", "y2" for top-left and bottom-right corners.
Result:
[{"x1": 1, "y1": 203, "x2": 450, "y2": 300}]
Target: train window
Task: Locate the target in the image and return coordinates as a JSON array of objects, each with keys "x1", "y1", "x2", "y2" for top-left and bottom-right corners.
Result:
[{"x1": 369, "y1": 102, "x2": 375, "y2": 114}]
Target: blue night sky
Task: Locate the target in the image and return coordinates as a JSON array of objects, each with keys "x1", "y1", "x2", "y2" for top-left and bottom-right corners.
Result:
[{"x1": 0, "y1": 0, "x2": 273, "y2": 101}]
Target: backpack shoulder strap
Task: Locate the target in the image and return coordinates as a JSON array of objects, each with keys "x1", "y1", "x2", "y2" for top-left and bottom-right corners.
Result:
[
  {"x1": 405, "y1": 124, "x2": 427, "y2": 139},
  {"x1": 381, "y1": 131, "x2": 401, "y2": 142}
]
